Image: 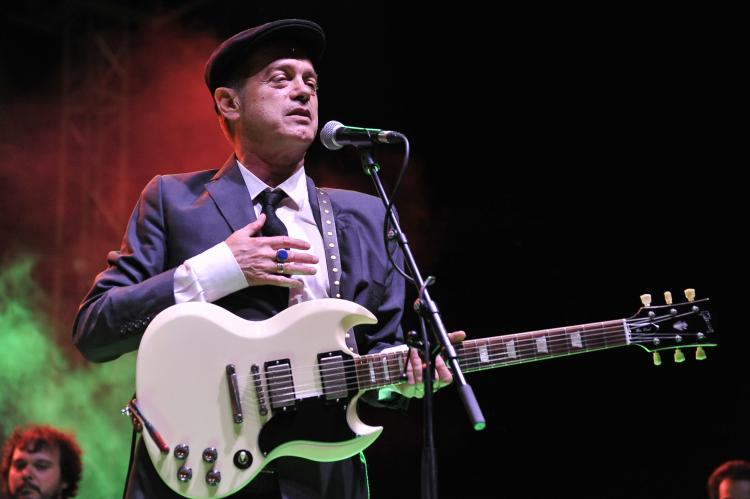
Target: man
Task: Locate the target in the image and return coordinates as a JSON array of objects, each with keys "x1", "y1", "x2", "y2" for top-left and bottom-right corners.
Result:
[
  {"x1": 73, "y1": 19, "x2": 462, "y2": 498},
  {"x1": 708, "y1": 460, "x2": 750, "y2": 499},
  {"x1": 1, "y1": 425, "x2": 82, "y2": 499}
]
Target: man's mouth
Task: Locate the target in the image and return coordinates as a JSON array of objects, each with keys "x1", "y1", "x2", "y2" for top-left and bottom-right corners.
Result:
[
  {"x1": 17, "y1": 485, "x2": 40, "y2": 497},
  {"x1": 287, "y1": 108, "x2": 312, "y2": 119}
]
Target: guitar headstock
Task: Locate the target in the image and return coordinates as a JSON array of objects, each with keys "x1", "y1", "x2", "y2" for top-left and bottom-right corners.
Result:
[{"x1": 627, "y1": 288, "x2": 715, "y2": 365}]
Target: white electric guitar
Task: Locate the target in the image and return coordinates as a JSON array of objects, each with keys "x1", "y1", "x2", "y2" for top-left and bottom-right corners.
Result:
[{"x1": 133, "y1": 291, "x2": 714, "y2": 498}]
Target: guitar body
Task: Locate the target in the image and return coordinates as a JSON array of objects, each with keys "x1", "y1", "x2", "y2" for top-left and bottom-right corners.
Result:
[{"x1": 135, "y1": 299, "x2": 382, "y2": 498}]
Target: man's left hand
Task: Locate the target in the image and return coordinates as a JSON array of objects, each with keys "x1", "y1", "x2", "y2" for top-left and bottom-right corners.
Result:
[{"x1": 398, "y1": 330, "x2": 466, "y2": 399}]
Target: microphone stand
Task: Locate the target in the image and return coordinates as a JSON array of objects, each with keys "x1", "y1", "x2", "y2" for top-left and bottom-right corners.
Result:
[{"x1": 357, "y1": 147, "x2": 486, "y2": 499}]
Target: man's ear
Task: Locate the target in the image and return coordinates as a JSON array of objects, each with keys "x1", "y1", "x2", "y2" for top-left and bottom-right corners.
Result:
[{"x1": 214, "y1": 87, "x2": 240, "y2": 121}]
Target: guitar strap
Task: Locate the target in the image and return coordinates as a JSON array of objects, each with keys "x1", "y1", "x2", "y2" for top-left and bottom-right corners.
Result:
[{"x1": 314, "y1": 187, "x2": 359, "y2": 354}]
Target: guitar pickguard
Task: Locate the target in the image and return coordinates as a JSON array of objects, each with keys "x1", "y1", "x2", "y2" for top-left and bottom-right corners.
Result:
[{"x1": 258, "y1": 396, "x2": 356, "y2": 455}]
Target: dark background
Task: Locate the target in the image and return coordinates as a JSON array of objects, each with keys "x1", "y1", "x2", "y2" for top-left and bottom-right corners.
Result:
[{"x1": 1, "y1": 2, "x2": 746, "y2": 497}]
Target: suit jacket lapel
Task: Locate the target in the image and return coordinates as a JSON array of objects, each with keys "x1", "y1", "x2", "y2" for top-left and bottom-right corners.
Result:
[{"x1": 206, "y1": 156, "x2": 256, "y2": 232}]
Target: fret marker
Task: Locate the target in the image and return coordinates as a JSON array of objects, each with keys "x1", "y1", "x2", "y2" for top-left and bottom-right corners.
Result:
[
  {"x1": 368, "y1": 360, "x2": 376, "y2": 383},
  {"x1": 381, "y1": 357, "x2": 390, "y2": 382},
  {"x1": 479, "y1": 344, "x2": 490, "y2": 363},
  {"x1": 397, "y1": 353, "x2": 405, "y2": 375},
  {"x1": 535, "y1": 337, "x2": 548, "y2": 354},
  {"x1": 570, "y1": 331, "x2": 583, "y2": 348},
  {"x1": 505, "y1": 339, "x2": 517, "y2": 359}
]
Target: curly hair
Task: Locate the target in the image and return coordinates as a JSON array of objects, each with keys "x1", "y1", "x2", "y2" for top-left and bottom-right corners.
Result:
[
  {"x1": 1, "y1": 424, "x2": 83, "y2": 498},
  {"x1": 707, "y1": 459, "x2": 750, "y2": 499}
]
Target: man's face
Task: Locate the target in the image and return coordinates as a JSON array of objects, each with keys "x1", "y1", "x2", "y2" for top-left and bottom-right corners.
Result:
[
  {"x1": 234, "y1": 45, "x2": 319, "y2": 149},
  {"x1": 7, "y1": 444, "x2": 67, "y2": 499}
]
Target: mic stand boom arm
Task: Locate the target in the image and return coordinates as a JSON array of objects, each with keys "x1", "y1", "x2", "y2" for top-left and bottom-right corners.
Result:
[{"x1": 358, "y1": 147, "x2": 486, "y2": 499}]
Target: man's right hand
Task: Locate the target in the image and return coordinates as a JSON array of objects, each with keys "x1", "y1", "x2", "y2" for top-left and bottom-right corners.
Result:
[{"x1": 225, "y1": 214, "x2": 318, "y2": 288}]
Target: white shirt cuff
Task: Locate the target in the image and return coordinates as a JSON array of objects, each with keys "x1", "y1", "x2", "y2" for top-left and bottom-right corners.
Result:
[{"x1": 174, "y1": 242, "x2": 247, "y2": 303}]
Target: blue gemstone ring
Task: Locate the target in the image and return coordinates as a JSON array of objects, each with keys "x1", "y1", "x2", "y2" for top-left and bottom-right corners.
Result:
[{"x1": 275, "y1": 249, "x2": 289, "y2": 262}]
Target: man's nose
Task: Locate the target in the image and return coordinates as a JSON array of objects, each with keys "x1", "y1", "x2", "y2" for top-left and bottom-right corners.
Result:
[{"x1": 290, "y1": 77, "x2": 313, "y2": 103}]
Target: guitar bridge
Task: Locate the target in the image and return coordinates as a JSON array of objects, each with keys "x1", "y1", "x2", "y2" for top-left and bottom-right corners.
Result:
[
  {"x1": 251, "y1": 364, "x2": 268, "y2": 416},
  {"x1": 264, "y1": 359, "x2": 297, "y2": 413}
]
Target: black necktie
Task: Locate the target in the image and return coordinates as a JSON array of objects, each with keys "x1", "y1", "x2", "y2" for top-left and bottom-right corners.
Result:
[
  {"x1": 257, "y1": 189, "x2": 288, "y2": 237},
  {"x1": 256, "y1": 189, "x2": 290, "y2": 313}
]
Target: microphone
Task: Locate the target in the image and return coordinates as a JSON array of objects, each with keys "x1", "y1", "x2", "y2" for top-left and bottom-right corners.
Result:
[{"x1": 319, "y1": 120, "x2": 404, "y2": 150}]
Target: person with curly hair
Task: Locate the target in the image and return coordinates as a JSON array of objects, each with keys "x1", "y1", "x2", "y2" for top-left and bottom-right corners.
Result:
[{"x1": 1, "y1": 424, "x2": 82, "y2": 499}]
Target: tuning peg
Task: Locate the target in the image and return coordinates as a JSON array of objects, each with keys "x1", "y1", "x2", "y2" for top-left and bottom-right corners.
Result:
[
  {"x1": 684, "y1": 288, "x2": 696, "y2": 302},
  {"x1": 696, "y1": 346, "x2": 707, "y2": 361},
  {"x1": 673, "y1": 348, "x2": 685, "y2": 363},
  {"x1": 652, "y1": 351, "x2": 662, "y2": 366},
  {"x1": 640, "y1": 294, "x2": 652, "y2": 306},
  {"x1": 663, "y1": 291, "x2": 673, "y2": 305}
]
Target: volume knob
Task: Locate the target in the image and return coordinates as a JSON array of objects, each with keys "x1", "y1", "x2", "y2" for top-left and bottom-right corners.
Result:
[{"x1": 206, "y1": 468, "x2": 221, "y2": 486}]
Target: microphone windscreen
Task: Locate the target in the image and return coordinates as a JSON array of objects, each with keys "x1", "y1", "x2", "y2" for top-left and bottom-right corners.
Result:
[{"x1": 319, "y1": 120, "x2": 343, "y2": 150}]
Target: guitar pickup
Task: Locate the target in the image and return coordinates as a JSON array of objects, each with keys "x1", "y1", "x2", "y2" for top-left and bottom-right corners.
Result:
[
  {"x1": 264, "y1": 359, "x2": 297, "y2": 413},
  {"x1": 318, "y1": 352, "x2": 349, "y2": 401}
]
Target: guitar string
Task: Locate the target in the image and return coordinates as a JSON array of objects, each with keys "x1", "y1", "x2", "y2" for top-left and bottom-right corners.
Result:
[
  {"x1": 262, "y1": 325, "x2": 629, "y2": 400},
  {"x1": 271, "y1": 313, "x2": 694, "y2": 381},
  {"x1": 260, "y1": 317, "x2": 707, "y2": 400},
  {"x1": 248, "y1": 308, "x2": 701, "y2": 382},
  {"x1": 248, "y1": 319, "x2": 710, "y2": 403},
  {"x1": 270, "y1": 328, "x2": 698, "y2": 394},
  {"x1": 275, "y1": 307, "x2": 704, "y2": 379}
]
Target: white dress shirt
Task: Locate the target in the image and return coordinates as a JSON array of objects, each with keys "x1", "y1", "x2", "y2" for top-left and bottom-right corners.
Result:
[{"x1": 173, "y1": 161, "x2": 329, "y2": 305}]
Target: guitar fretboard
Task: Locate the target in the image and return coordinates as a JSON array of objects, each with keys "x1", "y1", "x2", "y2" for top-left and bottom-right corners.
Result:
[
  {"x1": 352, "y1": 319, "x2": 628, "y2": 390},
  {"x1": 456, "y1": 319, "x2": 627, "y2": 373}
]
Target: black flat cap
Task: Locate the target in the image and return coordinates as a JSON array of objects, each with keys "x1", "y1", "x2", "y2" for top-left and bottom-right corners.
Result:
[{"x1": 204, "y1": 19, "x2": 325, "y2": 93}]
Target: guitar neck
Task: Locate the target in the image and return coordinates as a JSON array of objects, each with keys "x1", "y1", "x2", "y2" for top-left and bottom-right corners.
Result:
[
  {"x1": 354, "y1": 319, "x2": 627, "y2": 390},
  {"x1": 455, "y1": 319, "x2": 627, "y2": 373}
]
